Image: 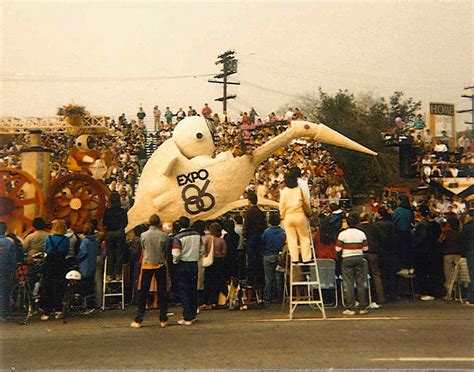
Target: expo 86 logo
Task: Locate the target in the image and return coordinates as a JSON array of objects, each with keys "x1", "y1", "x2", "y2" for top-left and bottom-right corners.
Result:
[{"x1": 176, "y1": 169, "x2": 216, "y2": 215}]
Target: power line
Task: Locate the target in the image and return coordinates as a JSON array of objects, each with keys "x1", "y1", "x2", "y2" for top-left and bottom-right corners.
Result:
[
  {"x1": 0, "y1": 73, "x2": 215, "y2": 82},
  {"x1": 240, "y1": 80, "x2": 303, "y2": 99}
]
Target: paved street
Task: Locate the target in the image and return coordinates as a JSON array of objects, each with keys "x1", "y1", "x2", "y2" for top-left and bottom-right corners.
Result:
[{"x1": 1, "y1": 299, "x2": 473, "y2": 370}]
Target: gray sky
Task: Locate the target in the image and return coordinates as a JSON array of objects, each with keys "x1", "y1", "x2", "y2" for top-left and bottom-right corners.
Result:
[{"x1": 1, "y1": 1, "x2": 473, "y2": 129}]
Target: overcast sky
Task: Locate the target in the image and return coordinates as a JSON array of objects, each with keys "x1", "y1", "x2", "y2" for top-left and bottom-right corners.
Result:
[{"x1": 1, "y1": 1, "x2": 473, "y2": 129}]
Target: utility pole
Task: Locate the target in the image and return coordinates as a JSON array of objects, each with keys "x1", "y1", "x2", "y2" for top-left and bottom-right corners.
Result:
[
  {"x1": 457, "y1": 86, "x2": 474, "y2": 137},
  {"x1": 208, "y1": 50, "x2": 240, "y2": 115}
]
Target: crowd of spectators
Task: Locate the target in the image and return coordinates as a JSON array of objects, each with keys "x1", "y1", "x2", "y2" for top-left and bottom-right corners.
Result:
[{"x1": 2, "y1": 104, "x2": 473, "y2": 324}]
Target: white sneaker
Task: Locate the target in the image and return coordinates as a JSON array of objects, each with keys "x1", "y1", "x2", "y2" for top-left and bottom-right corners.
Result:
[
  {"x1": 369, "y1": 302, "x2": 381, "y2": 309},
  {"x1": 130, "y1": 321, "x2": 142, "y2": 328},
  {"x1": 177, "y1": 319, "x2": 193, "y2": 326},
  {"x1": 160, "y1": 321, "x2": 168, "y2": 328},
  {"x1": 359, "y1": 309, "x2": 369, "y2": 315},
  {"x1": 397, "y1": 269, "x2": 410, "y2": 276},
  {"x1": 54, "y1": 312, "x2": 63, "y2": 320},
  {"x1": 420, "y1": 295, "x2": 434, "y2": 301},
  {"x1": 40, "y1": 315, "x2": 49, "y2": 321},
  {"x1": 342, "y1": 309, "x2": 356, "y2": 316}
]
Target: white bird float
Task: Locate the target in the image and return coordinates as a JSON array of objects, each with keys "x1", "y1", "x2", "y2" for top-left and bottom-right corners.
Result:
[{"x1": 127, "y1": 116, "x2": 376, "y2": 229}]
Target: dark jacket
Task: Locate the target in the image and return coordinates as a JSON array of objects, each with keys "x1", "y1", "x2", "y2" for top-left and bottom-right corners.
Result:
[
  {"x1": 103, "y1": 207, "x2": 128, "y2": 232},
  {"x1": 243, "y1": 206, "x2": 266, "y2": 238},
  {"x1": 441, "y1": 229, "x2": 462, "y2": 256},
  {"x1": 261, "y1": 226, "x2": 286, "y2": 256},
  {"x1": 376, "y1": 219, "x2": 398, "y2": 252},
  {"x1": 329, "y1": 210, "x2": 344, "y2": 231},
  {"x1": 0, "y1": 235, "x2": 16, "y2": 276},
  {"x1": 356, "y1": 222, "x2": 382, "y2": 254},
  {"x1": 460, "y1": 220, "x2": 474, "y2": 254},
  {"x1": 414, "y1": 219, "x2": 440, "y2": 253}
]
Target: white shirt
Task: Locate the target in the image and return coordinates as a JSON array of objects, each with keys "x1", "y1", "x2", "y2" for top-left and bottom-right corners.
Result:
[
  {"x1": 335, "y1": 228, "x2": 368, "y2": 258},
  {"x1": 434, "y1": 143, "x2": 448, "y2": 153}
]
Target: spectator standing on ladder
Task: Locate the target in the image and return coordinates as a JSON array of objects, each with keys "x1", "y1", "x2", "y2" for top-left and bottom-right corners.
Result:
[
  {"x1": 279, "y1": 172, "x2": 311, "y2": 264},
  {"x1": 103, "y1": 191, "x2": 128, "y2": 281}
]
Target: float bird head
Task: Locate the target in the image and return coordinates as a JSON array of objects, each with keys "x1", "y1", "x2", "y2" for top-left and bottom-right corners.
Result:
[
  {"x1": 172, "y1": 116, "x2": 218, "y2": 159},
  {"x1": 290, "y1": 120, "x2": 377, "y2": 156}
]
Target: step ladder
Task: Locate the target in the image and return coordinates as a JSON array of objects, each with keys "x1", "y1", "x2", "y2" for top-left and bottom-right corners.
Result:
[
  {"x1": 102, "y1": 257, "x2": 125, "y2": 310},
  {"x1": 283, "y1": 224, "x2": 326, "y2": 320}
]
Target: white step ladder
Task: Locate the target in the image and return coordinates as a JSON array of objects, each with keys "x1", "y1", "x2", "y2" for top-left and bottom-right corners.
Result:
[
  {"x1": 283, "y1": 224, "x2": 326, "y2": 320},
  {"x1": 102, "y1": 257, "x2": 125, "y2": 310}
]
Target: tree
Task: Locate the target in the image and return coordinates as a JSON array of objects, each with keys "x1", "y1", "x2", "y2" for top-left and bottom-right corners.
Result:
[
  {"x1": 296, "y1": 89, "x2": 420, "y2": 197},
  {"x1": 388, "y1": 91, "x2": 422, "y2": 123}
]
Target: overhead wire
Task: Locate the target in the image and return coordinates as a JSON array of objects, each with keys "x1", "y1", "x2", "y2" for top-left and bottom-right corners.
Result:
[{"x1": 0, "y1": 73, "x2": 215, "y2": 82}]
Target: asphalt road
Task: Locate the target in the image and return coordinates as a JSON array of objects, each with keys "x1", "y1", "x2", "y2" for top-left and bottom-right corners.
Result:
[{"x1": 1, "y1": 299, "x2": 473, "y2": 370}]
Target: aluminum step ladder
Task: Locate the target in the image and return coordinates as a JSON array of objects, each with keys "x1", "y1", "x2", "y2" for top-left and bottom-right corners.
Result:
[
  {"x1": 283, "y1": 224, "x2": 326, "y2": 320},
  {"x1": 102, "y1": 257, "x2": 125, "y2": 310}
]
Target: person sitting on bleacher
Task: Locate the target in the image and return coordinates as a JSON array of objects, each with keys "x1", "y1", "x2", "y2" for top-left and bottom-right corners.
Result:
[{"x1": 433, "y1": 139, "x2": 448, "y2": 161}]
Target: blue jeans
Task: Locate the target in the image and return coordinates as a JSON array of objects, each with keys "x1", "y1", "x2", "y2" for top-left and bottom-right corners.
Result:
[
  {"x1": 174, "y1": 261, "x2": 198, "y2": 321},
  {"x1": 135, "y1": 267, "x2": 168, "y2": 323},
  {"x1": 263, "y1": 255, "x2": 283, "y2": 302}
]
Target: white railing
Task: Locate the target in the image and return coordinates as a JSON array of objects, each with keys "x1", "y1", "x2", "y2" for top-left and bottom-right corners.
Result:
[{"x1": 0, "y1": 116, "x2": 110, "y2": 134}]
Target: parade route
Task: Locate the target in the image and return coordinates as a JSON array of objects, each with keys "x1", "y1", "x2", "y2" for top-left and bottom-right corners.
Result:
[{"x1": 1, "y1": 300, "x2": 473, "y2": 370}]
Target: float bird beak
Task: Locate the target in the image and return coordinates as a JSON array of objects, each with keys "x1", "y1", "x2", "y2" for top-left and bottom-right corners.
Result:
[{"x1": 315, "y1": 123, "x2": 377, "y2": 156}]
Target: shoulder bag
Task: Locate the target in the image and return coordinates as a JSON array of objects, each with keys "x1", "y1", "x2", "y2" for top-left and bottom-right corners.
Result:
[{"x1": 202, "y1": 236, "x2": 214, "y2": 267}]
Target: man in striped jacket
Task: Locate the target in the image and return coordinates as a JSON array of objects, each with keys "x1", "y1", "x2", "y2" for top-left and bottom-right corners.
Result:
[
  {"x1": 172, "y1": 217, "x2": 203, "y2": 325},
  {"x1": 336, "y1": 213, "x2": 369, "y2": 316}
]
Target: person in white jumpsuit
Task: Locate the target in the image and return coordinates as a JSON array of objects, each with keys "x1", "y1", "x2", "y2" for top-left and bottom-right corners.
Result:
[{"x1": 279, "y1": 172, "x2": 312, "y2": 263}]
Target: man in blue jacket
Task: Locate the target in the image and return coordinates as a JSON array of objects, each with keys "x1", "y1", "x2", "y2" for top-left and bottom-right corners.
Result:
[
  {"x1": 0, "y1": 222, "x2": 16, "y2": 320},
  {"x1": 77, "y1": 221, "x2": 99, "y2": 310},
  {"x1": 261, "y1": 213, "x2": 286, "y2": 303}
]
